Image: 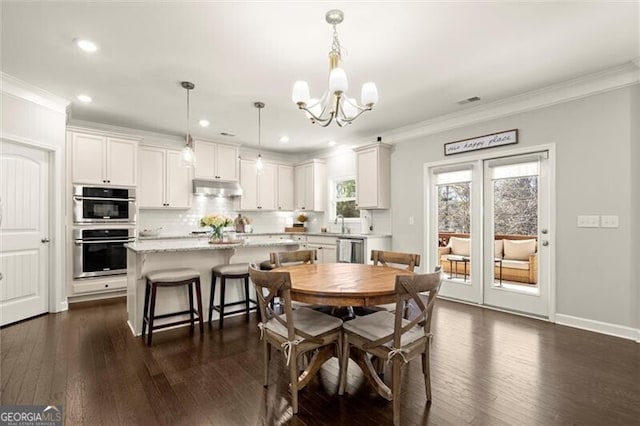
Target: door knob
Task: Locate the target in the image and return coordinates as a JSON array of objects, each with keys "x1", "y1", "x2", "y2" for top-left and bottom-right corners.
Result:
[
  {"x1": 41, "y1": 237, "x2": 51, "y2": 243},
  {"x1": 542, "y1": 241, "x2": 549, "y2": 246}
]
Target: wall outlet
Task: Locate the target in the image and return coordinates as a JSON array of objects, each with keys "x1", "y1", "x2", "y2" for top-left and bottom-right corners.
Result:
[
  {"x1": 577, "y1": 215, "x2": 599, "y2": 228},
  {"x1": 409, "y1": 216, "x2": 414, "y2": 225},
  {"x1": 600, "y1": 215, "x2": 619, "y2": 228}
]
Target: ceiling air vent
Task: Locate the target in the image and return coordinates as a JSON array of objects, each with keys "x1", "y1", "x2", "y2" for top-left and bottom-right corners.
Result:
[{"x1": 457, "y1": 96, "x2": 481, "y2": 105}]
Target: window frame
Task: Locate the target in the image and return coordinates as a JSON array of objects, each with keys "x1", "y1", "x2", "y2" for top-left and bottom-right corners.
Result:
[{"x1": 330, "y1": 176, "x2": 360, "y2": 222}]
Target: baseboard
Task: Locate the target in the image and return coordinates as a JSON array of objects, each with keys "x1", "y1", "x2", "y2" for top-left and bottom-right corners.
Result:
[{"x1": 555, "y1": 314, "x2": 639, "y2": 342}]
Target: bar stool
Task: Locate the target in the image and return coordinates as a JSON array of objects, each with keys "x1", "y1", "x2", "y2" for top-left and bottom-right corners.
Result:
[
  {"x1": 142, "y1": 268, "x2": 203, "y2": 346},
  {"x1": 209, "y1": 263, "x2": 257, "y2": 329}
]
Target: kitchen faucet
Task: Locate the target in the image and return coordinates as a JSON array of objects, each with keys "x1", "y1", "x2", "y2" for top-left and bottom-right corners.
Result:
[{"x1": 335, "y1": 215, "x2": 347, "y2": 234}]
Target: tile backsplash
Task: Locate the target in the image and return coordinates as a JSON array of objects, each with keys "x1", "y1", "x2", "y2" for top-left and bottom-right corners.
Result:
[{"x1": 138, "y1": 196, "x2": 392, "y2": 235}]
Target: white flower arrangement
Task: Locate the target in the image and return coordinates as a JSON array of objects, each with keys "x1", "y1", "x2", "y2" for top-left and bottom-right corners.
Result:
[{"x1": 200, "y1": 214, "x2": 232, "y2": 228}]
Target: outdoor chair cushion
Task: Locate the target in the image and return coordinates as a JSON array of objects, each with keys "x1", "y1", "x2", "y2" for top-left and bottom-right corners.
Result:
[
  {"x1": 449, "y1": 237, "x2": 470, "y2": 256},
  {"x1": 503, "y1": 239, "x2": 536, "y2": 261}
]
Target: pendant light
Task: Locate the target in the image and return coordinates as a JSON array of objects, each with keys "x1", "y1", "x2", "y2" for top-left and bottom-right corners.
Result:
[
  {"x1": 180, "y1": 81, "x2": 196, "y2": 167},
  {"x1": 254, "y1": 101, "x2": 265, "y2": 174}
]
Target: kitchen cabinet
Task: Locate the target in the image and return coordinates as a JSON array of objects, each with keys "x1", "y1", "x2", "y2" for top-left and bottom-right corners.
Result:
[
  {"x1": 307, "y1": 235, "x2": 337, "y2": 264},
  {"x1": 138, "y1": 146, "x2": 191, "y2": 209},
  {"x1": 294, "y1": 159, "x2": 325, "y2": 212},
  {"x1": 194, "y1": 140, "x2": 239, "y2": 181},
  {"x1": 239, "y1": 159, "x2": 277, "y2": 210},
  {"x1": 277, "y1": 164, "x2": 294, "y2": 211},
  {"x1": 355, "y1": 142, "x2": 391, "y2": 209},
  {"x1": 69, "y1": 129, "x2": 139, "y2": 186}
]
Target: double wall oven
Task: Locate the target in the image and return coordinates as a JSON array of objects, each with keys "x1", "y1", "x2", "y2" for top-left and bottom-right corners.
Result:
[{"x1": 72, "y1": 185, "x2": 136, "y2": 279}]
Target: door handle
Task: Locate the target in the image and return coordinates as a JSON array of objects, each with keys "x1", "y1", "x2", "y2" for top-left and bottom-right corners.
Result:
[{"x1": 41, "y1": 238, "x2": 51, "y2": 243}]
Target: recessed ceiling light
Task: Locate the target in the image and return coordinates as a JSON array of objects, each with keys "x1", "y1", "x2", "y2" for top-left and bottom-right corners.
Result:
[
  {"x1": 77, "y1": 94, "x2": 92, "y2": 103},
  {"x1": 75, "y1": 39, "x2": 98, "y2": 52},
  {"x1": 279, "y1": 136, "x2": 289, "y2": 143},
  {"x1": 198, "y1": 119, "x2": 210, "y2": 127},
  {"x1": 327, "y1": 140, "x2": 336, "y2": 147}
]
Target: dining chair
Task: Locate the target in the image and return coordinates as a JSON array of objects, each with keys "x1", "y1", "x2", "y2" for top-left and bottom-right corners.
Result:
[
  {"x1": 270, "y1": 249, "x2": 318, "y2": 310},
  {"x1": 370, "y1": 250, "x2": 421, "y2": 314},
  {"x1": 338, "y1": 269, "x2": 443, "y2": 426},
  {"x1": 248, "y1": 264, "x2": 343, "y2": 414}
]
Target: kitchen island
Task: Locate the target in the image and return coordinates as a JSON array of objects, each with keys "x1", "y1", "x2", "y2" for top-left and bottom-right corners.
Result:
[{"x1": 124, "y1": 238, "x2": 299, "y2": 336}]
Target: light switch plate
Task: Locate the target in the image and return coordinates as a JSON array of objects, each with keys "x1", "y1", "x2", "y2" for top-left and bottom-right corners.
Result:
[
  {"x1": 577, "y1": 215, "x2": 599, "y2": 228},
  {"x1": 601, "y1": 215, "x2": 619, "y2": 228}
]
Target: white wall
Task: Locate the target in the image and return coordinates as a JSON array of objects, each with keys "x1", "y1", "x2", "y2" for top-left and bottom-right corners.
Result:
[
  {"x1": 390, "y1": 86, "x2": 638, "y2": 331},
  {"x1": 630, "y1": 84, "x2": 640, "y2": 340},
  {"x1": 1, "y1": 75, "x2": 69, "y2": 312}
]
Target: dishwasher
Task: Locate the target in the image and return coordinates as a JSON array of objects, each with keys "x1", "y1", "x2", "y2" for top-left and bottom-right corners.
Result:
[{"x1": 336, "y1": 237, "x2": 365, "y2": 263}]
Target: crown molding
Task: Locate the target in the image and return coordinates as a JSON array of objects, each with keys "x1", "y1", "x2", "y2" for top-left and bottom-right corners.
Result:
[
  {"x1": 384, "y1": 60, "x2": 640, "y2": 144},
  {"x1": 1, "y1": 72, "x2": 69, "y2": 114}
]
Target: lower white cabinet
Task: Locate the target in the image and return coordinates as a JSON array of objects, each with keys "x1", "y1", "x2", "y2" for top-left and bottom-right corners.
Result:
[
  {"x1": 138, "y1": 146, "x2": 192, "y2": 209},
  {"x1": 307, "y1": 235, "x2": 337, "y2": 263}
]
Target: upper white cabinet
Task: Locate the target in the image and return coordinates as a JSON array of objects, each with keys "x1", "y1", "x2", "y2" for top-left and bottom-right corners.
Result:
[
  {"x1": 277, "y1": 164, "x2": 294, "y2": 211},
  {"x1": 138, "y1": 146, "x2": 191, "y2": 209},
  {"x1": 194, "y1": 140, "x2": 239, "y2": 181},
  {"x1": 69, "y1": 130, "x2": 139, "y2": 186},
  {"x1": 294, "y1": 159, "x2": 325, "y2": 212},
  {"x1": 239, "y1": 159, "x2": 277, "y2": 210},
  {"x1": 355, "y1": 143, "x2": 391, "y2": 209}
]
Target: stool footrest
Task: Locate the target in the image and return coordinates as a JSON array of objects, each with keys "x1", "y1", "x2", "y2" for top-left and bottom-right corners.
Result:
[
  {"x1": 211, "y1": 300, "x2": 257, "y2": 314},
  {"x1": 148, "y1": 316, "x2": 202, "y2": 331}
]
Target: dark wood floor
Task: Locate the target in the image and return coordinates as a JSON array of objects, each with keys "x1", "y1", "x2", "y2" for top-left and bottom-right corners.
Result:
[{"x1": 2, "y1": 298, "x2": 639, "y2": 425}]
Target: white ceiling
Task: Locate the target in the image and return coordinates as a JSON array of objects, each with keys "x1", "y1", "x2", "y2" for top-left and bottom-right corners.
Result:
[{"x1": 2, "y1": 2, "x2": 638, "y2": 153}]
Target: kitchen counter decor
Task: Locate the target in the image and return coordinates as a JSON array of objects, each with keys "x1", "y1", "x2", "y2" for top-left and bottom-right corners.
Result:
[{"x1": 200, "y1": 214, "x2": 232, "y2": 243}]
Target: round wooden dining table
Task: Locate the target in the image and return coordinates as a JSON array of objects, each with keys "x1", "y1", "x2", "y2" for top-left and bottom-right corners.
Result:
[{"x1": 275, "y1": 262, "x2": 415, "y2": 307}]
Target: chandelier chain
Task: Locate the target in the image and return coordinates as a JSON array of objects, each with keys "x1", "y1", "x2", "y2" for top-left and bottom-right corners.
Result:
[{"x1": 331, "y1": 25, "x2": 342, "y2": 57}]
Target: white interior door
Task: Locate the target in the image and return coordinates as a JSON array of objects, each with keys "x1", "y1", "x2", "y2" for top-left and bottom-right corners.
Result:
[
  {"x1": 0, "y1": 140, "x2": 50, "y2": 326},
  {"x1": 483, "y1": 153, "x2": 550, "y2": 317}
]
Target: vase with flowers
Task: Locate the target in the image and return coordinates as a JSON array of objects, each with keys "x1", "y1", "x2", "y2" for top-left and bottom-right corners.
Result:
[{"x1": 200, "y1": 214, "x2": 232, "y2": 243}]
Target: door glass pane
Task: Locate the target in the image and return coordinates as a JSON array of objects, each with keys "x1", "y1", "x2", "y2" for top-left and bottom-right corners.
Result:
[
  {"x1": 436, "y1": 170, "x2": 472, "y2": 283},
  {"x1": 491, "y1": 161, "x2": 539, "y2": 293}
]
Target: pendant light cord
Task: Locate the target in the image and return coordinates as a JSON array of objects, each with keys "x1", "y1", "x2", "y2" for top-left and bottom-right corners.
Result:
[{"x1": 186, "y1": 87, "x2": 191, "y2": 148}]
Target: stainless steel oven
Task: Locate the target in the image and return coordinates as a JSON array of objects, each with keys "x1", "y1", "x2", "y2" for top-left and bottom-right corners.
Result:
[
  {"x1": 73, "y1": 227, "x2": 135, "y2": 278},
  {"x1": 73, "y1": 185, "x2": 136, "y2": 224}
]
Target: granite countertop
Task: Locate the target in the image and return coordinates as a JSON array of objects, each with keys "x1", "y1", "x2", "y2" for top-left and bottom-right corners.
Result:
[
  {"x1": 125, "y1": 238, "x2": 300, "y2": 254},
  {"x1": 137, "y1": 231, "x2": 391, "y2": 241}
]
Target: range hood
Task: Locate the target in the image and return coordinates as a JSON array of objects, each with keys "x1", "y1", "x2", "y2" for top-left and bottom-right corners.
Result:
[{"x1": 192, "y1": 179, "x2": 243, "y2": 197}]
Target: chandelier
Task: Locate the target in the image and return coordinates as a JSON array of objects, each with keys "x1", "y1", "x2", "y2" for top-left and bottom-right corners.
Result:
[
  {"x1": 291, "y1": 9, "x2": 378, "y2": 127},
  {"x1": 180, "y1": 81, "x2": 196, "y2": 167}
]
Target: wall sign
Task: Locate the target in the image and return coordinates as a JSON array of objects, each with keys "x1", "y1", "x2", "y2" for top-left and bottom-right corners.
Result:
[{"x1": 444, "y1": 129, "x2": 518, "y2": 155}]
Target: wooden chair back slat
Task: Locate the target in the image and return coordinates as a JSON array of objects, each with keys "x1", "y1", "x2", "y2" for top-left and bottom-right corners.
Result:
[
  {"x1": 270, "y1": 249, "x2": 317, "y2": 267},
  {"x1": 370, "y1": 250, "x2": 421, "y2": 271}
]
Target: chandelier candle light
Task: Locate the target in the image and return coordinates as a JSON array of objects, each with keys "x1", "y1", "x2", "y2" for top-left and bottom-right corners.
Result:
[
  {"x1": 291, "y1": 9, "x2": 378, "y2": 127},
  {"x1": 200, "y1": 214, "x2": 232, "y2": 243},
  {"x1": 180, "y1": 81, "x2": 197, "y2": 167}
]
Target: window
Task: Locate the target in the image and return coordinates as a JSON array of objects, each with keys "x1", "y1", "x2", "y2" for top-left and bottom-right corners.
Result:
[{"x1": 333, "y1": 178, "x2": 359, "y2": 219}]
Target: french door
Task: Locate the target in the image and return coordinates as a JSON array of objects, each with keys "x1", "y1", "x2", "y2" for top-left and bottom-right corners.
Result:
[{"x1": 427, "y1": 148, "x2": 552, "y2": 318}]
